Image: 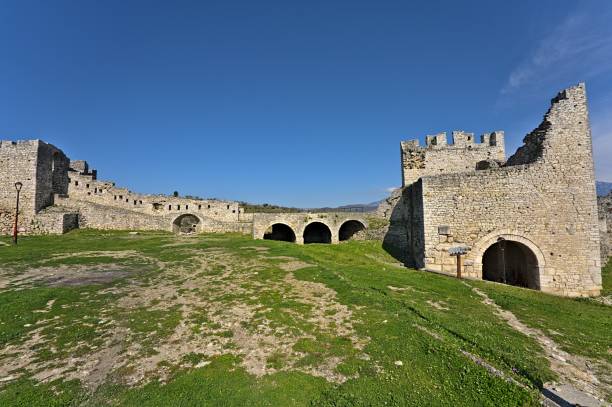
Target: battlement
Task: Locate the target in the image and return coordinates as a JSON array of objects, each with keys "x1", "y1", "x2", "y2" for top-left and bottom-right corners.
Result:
[
  {"x1": 1, "y1": 139, "x2": 41, "y2": 150},
  {"x1": 403, "y1": 131, "x2": 505, "y2": 150},
  {"x1": 400, "y1": 131, "x2": 506, "y2": 186}
]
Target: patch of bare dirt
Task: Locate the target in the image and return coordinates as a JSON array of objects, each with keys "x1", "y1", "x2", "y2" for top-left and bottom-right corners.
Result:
[
  {"x1": 426, "y1": 300, "x2": 450, "y2": 311},
  {"x1": 469, "y1": 285, "x2": 610, "y2": 403},
  {"x1": 0, "y1": 264, "x2": 132, "y2": 289},
  {"x1": 0, "y1": 248, "x2": 369, "y2": 390},
  {"x1": 278, "y1": 261, "x2": 313, "y2": 272}
]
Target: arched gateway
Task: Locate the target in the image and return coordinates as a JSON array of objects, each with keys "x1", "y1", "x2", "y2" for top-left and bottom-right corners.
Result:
[
  {"x1": 480, "y1": 237, "x2": 541, "y2": 290},
  {"x1": 263, "y1": 223, "x2": 296, "y2": 242},
  {"x1": 339, "y1": 220, "x2": 366, "y2": 241},
  {"x1": 173, "y1": 214, "x2": 201, "y2": 234},
  {"x1": 303, "y1": 222, "x2": 332, "y2": 244}
]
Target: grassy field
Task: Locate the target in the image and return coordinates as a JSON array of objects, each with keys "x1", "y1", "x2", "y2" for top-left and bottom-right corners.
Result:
[{"x1": 0, "y1": 230, "x2": 609, "y2": 406}]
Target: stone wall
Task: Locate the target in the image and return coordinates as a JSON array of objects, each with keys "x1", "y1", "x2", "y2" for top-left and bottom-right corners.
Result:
[
  {"x1": 252, "y1": 212, "x2": 369, "y2": 244},
  {"x1": 382, "y1": 181, "x2": 424, "y2": 267},
  {"x1": 66, "y1": 170, "x2": 242, "y2": 223},
  {"x1": 1, "y1": 140, "x2": 39, "y2": 220},
  {"x1": 0, "y1": 140, "x2": 247, "y2": 236},
  {"x1": 599, "y1": 192, "x2": 612, "y2": 264},
  {"x1": 400, "y1": 131, "x2": 505, "y2": 187},
  {"x1": 55, "y1": 197, "x2": 251, "y2": 234},
  {"x1": 417, "y1": 84, "x2": 601, "y2": 297},
  {"x1": 0, "y1": 140, "x2": 70, "y2": 234}
]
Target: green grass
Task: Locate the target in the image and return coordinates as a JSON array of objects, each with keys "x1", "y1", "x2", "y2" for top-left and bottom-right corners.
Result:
[{"x1": 0, "y1": 230, "x2": 609, "y2": 406}]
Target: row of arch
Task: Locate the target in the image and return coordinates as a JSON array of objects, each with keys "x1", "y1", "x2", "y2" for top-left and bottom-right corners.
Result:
[
  {"x1": 263, "y1": 220, "x2": 366, "y2": 244},
  {"x1": 174, "y1": 214, "x2": 543, "y2": 291}
]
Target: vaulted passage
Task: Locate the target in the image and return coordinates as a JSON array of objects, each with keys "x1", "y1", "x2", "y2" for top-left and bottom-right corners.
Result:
[
  {"x1": 263, "y1": 223, "x2": 296, "y2": 242},
  {"x1": 303, "y1": 222, "x2": 332, "y2": 244},
  {"x1": 339, "y1": 220, "x2": 366, "y2": 241},
  {"x1": 482, "y1": 240, "x2": 539, "y2": 289},
  {"x1": 173, "y1": 214, "x2": 201, "y2": 234}
]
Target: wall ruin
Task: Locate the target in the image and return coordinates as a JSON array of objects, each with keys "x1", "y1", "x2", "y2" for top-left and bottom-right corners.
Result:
[{"x1": 385, "y1": 83, "x2": 602, "y2": 297}]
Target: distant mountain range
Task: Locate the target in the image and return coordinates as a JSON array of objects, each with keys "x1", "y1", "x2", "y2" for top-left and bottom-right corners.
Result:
[{"x1": 597, "y1": 181, "x2": 612, "y2": 197}]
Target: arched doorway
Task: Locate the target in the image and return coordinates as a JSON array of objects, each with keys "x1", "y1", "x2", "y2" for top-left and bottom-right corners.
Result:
[
  {"x1": 263, "y1": 223, "x2": 296, "y2": 242},
  {"x1": 339, "y1": 220, "x2": 366, "y2": 241},
  {"x1": 173, "y1": 214, "x2": 201, "y2": 234},
  {"x1": 482, "y1": 239, "x2": 540, "y2": 289},
  {"x1": 303, "y1": 222, "x2": 332, "y2": 244}
]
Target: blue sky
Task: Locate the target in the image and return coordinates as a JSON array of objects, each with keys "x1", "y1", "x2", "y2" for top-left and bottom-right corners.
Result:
[{"x1": 1, "y1": 0, "x2": 611, "y2": 207}]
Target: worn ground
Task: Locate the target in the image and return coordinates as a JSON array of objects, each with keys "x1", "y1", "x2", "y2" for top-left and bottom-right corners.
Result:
[{"x1": 0, "y1": 230, "x2": 610, "y2": 406}]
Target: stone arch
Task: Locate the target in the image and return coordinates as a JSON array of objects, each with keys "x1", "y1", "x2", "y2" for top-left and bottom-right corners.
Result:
[
  {"x1": 338, "y1": 219, "x2": 366, "y2": 241},
  {"x1": 172, "y1": 214, "x2": 202, "y2": 234},
  {"x1": 263, "y1": 223, "x2": 296, "y2": 243},
  {"x1": 471, "y1": 232, "x2": 545, "y2": 290},
  {"x1": 303, "y1": 221, "x2": 332, "y2": 244}
]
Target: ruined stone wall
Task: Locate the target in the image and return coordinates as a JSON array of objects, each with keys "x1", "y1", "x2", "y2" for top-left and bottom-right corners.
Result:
[
  {"x1": 66, "y1": 171, "x2": 241, "y2": 222},
  {"x1": 0, "y1": 141, "x2": 39, "y2": 220},
  {"x1": 419, "y1": 84, "x2": 601, "y2": 297},
  {"x1": 382, "y1": 181, "x2": 424, "y2": 267},
  {"x1": 35, "y1": 142, "x2": 70, "y2": 212},
  {"x1": 401, "y1": 131, "x2": 505, "y2": 186},
  {"x1": 599, "y1": 192, "x2": 612, "y2": 265},
  {"x1": 0, "y1": 140, "x2": 70, "y2": 234},
  {"x1": 55, "y1": 197, "x2": 251, "y2": 234}
]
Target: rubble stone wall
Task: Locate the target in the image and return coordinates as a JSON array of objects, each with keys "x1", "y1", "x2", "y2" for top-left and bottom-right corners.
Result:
[
  {"x1": 422, "y1": 84, "x2": 600, "y2": 296},
  {"x1": 599, "y1": 192, "x2": 612, "y2": 265},
  {"x1": 401, "y1": 131, "x2": 505, "y2": 187}
]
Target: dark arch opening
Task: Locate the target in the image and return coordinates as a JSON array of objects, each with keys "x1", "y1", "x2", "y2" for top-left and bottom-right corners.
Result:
[
  {"x1": 173, "y1": 214, "x2": 201, "y2": 234},
  {"x1": 263, "y1": 223, "x2": 296, "y2": 242},
  {"x1": 303, "y1": 222, "x2": 332, "y2": 244},
  {"x1": 339, "y1": 220, "x2": 366, "y2": 241},
  {"x1": 482, "y1": 239, "x2": 540, "y2": 289}
]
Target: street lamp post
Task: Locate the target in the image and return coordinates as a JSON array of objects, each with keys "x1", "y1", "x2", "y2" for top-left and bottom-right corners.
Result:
[{"x1": 13, "y1": 182, "x2": 23, "y2": 245}]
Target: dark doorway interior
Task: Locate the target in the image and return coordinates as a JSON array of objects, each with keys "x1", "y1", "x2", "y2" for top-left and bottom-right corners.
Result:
[
  {"x1": 263, "y1": 223, "x2": 296, "y2": 242},
  {"x1": 173, "y1": 214, "x2": 200, "y2": 234},
  {"x1": 303, "y1": 222, "x2": 332, "y2": 244},
  {"x1": 339, "y1": 220, "x2": 366, "y2": 241},
  {"x1": 482, "y1": 239, "x2": 539, "y2": 289}
]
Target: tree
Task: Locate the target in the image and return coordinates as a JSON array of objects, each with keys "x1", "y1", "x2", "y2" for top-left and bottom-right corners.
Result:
[{"x1": 173, "y1": 191, "x2": 179, "y2": 197}]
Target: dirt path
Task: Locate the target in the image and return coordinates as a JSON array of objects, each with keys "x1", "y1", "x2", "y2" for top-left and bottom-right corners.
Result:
[{"x1": 468, "y1": 284, "x2": 609, "y2": 405}]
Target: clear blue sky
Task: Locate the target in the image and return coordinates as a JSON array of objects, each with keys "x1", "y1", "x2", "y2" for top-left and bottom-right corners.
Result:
[{"x1": 1, "y1": 0, "x2": 611, "y2": 207}]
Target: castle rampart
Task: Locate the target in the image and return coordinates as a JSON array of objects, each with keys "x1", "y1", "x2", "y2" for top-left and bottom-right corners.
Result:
[
  {"x1": 387, "y1": 83, "x2": 601, "y2": 297},
  {"x1": 400, "y1": 130, "x2": 505, "y2": 186}
]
